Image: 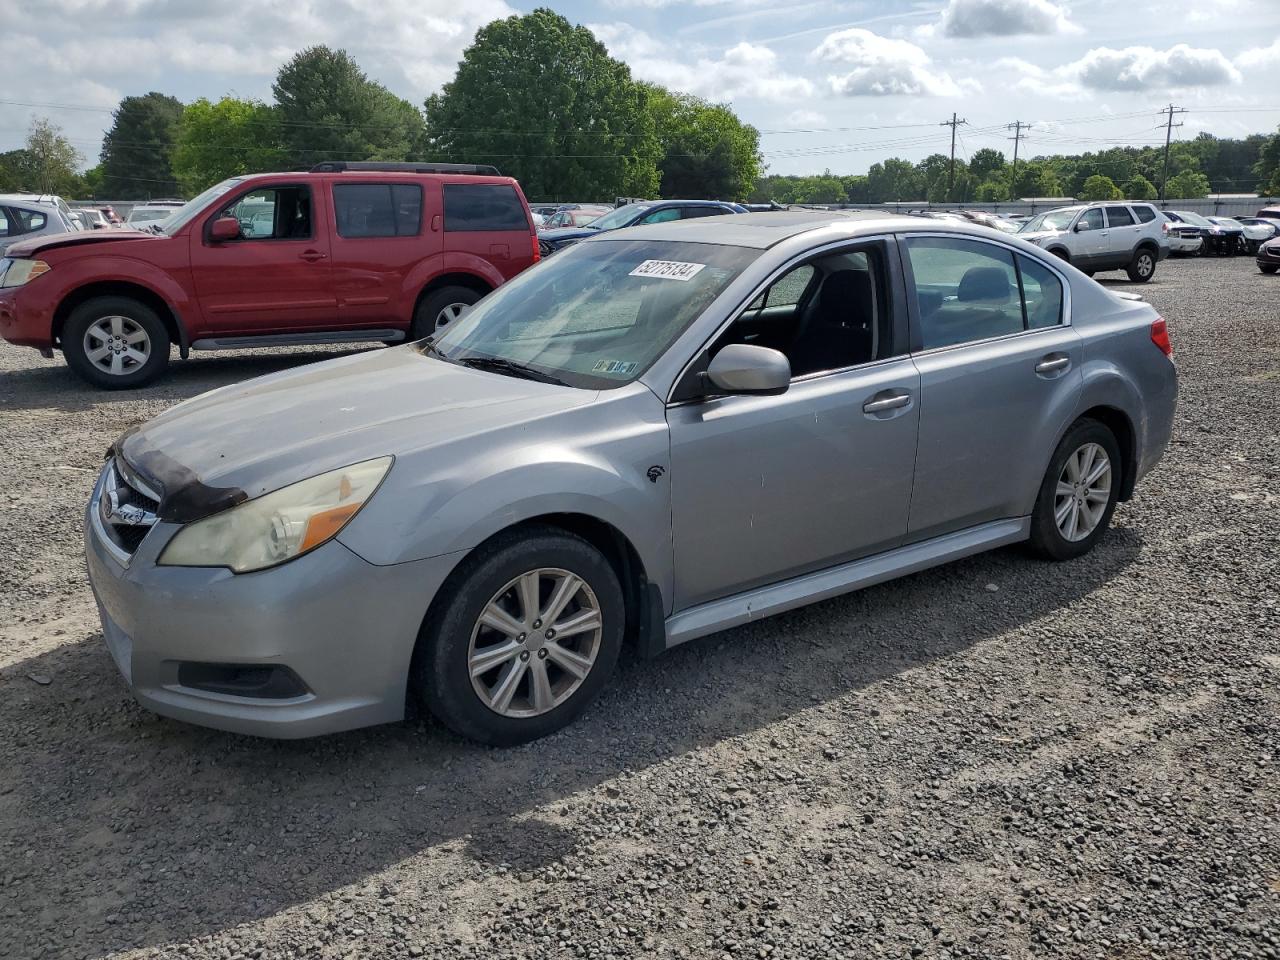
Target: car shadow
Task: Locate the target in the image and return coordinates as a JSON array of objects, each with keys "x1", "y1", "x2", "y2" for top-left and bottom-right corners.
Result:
[
  {"x1": 0, "y1": 528, "x2": 1143, "y2": 957},
  {"x1": 0, "y1": 345, "x2": 381, "y2": 413}
]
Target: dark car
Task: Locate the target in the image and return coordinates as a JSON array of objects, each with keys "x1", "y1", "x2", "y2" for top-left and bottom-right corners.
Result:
[
  {"x1": 538, "y1": 199, "x2": 746, "y2": 256},
  {"x1": 1257, "y1": 237, "x2": 1280, "y2": 274}
]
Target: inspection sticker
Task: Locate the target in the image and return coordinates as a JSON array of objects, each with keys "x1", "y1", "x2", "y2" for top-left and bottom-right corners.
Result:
[
  {"x1": 629, "y1": 259, "x2": 707, "y2": 282},
  {"x1": 592, "y1": 360, "x2": 639, "y2": 375}
]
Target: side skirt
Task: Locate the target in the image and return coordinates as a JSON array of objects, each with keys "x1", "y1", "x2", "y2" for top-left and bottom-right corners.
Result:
[
  {"x1": 661, "y1": 517, "x2": 1031, "y2": 650},
  {"x1": 189, "y1": 329, "x2": 405, "y2": 350}
]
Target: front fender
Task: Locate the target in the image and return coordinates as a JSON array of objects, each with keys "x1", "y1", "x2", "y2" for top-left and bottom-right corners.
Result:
[{"x1": 53, "y1": 255, "x2": 197, "y2": 335}]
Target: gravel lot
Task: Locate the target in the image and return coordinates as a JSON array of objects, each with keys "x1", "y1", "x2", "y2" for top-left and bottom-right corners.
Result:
[{"x1": 1, "y1": 255, "x2": 1277, "y2": 960}]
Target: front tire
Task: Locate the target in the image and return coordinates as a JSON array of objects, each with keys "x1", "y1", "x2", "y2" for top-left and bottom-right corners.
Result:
[
  {"x1": 410, "y1": 285, "x2": 482, "y2": 340},
  {"x1": 62, "y1": 296, "x2": 170, "y2": 389},
  {"x1": 1028, "y1": 419, "x2": 1121, "y2": 561},
  {"x1": 414, "y1": 526, "x2": 624, "y2": 745},
  {"x1": 1261, "y1": 264, "x2": 1278, "y2": 275},
  {"x1": 1126, "y1": 248, "x2": 1156, "y2": 283}
]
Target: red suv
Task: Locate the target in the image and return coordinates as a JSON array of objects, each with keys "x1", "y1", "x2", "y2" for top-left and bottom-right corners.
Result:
[{"x1": 0, "y1": 162, "x2": 540, "y2": 388}]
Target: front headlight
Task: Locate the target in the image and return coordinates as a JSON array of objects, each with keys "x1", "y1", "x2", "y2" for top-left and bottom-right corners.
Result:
[
  {"x1": 0, "y1": 258, "x2": 51, "y2": 288},
  {"x1": 159, "y1": 457, "x2": 392, "y2": 573}
]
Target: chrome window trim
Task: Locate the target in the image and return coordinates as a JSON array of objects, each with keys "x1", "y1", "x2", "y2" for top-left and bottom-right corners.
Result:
[
  {"x1": 898, "y1": 230, "x2": 1073, "y2": 356},
  {"x1": 664, "y1": 233, "x2": 898, "y2": 406}
]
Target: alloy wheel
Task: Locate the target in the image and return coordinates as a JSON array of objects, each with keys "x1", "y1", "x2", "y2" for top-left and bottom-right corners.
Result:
[
  {"x1": 1054, "y1": 442, "x2": 1112, "y2": 542},
  {"x1": 468, "y1": 568, "x2": 603, "y2": 718},
  {"x1": 435, "y1": 302, "x2": 469, "y2": 332},
  {"x1": 1136, "y1": 253, "x2": 1154, "y2": 278},
  {"x1": 83, "y1": 316, "x2": 151, "y2": 377}
]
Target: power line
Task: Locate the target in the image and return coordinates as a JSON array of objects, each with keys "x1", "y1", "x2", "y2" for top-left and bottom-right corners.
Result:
[
  {"x1": 1007, "y1": 120, "x2": 1031, "y2": 186},
  {"x1": 941, "y1": 112, "x2": 968, "y2": 197},
  {"x1": 1159, "y1": 103, "x2": 1188, "y2": 200}
]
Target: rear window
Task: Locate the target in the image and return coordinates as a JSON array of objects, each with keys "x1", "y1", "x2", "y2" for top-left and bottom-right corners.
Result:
[
  {"x1": 443, "y1": 184, "x2": 528, "y2": 232},
  {"x1": 1132, "y1": 205, "x2": 1157, "y2": 223},
  {"x1": 334, "y1": 184, "x2": 422, "y2": 238}
]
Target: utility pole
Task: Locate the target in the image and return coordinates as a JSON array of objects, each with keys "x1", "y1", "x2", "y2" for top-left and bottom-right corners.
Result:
[
  {"x1": 1007, "y1": 121, "x2": 1031, "y2": 196},
  {"x1": 1158, "y1": 103, "x2": 1187, "y2": 201},
  {"x1": 941, "y1": 112, "x2": 968, "y2": 199}
]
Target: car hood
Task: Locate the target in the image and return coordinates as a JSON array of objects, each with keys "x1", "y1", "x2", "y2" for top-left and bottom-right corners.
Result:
[
  {"x1": 117, "y1": 346, "x2": 595, "y2": 522},
  {"x1": 1015, "y1": 229, "x2": 1062, "y2": 243},
  {"x1": 4, "y1": 228, "x2": 159, "y2": 258},
  {"x1": 539, "y1": 226, "x2": 602, "y2": 243}
]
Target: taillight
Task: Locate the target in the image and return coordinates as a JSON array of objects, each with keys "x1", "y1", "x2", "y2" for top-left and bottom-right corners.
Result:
[
  {"x1": 531, "y1": 232, "x2": 541, "y2": 264},
  {"x1": 1161, "y1": 221, "x2": 1170, "y2": 234},
  {"x1": 1150, "y1": 317, "x2": 1172, "y2": 357}
]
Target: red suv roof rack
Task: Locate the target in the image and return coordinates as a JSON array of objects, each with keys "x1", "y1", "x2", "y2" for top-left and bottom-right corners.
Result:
[{"x1": 308, "y1": 161, "x2": 502, "y2": 176}]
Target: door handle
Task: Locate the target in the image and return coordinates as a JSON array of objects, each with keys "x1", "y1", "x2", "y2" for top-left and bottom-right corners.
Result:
[
  {"x1": 299, "y1": 250, "x2": 327, "y2": 262},
  {"x1": 1035, "y1": 355, "x2": 1070, "y2": 374},
  {"x1": 862, "y1": 391, "x2": 911, "y2": 414}
]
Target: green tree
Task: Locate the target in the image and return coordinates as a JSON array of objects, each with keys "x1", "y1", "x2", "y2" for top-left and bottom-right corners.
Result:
[
  {"x1": 173, "y1": 97, "x2": 287, "y2": 194},
  {"x1": 646, "y1": 86, "x2": 760, "y2": 200},
  {"x1": 1011, "y1": 161, "x2": 1062, "y2": 199},
  {"x1": 424, "y1": 9, "x2": 660, "y2": 199},
  {"x1": 1164, "y1": 169, "x2": 1211, "y2": 199},
  {"x1": 1255, "y1": 127, "x2": 1280, "y2": 195},
  {"x1": 1079, "y1": 174, "x2": 1122, "y2": 201},
  {"x1": 99, "y1": 92, "x2": 184, "y2": 198},
  {"x1": 974, "y1": 178, "x2": 1009, "y2": 203},
  {"x1": 1122, "y1": 174, "x2": 1158, "y2": 200},
  {"x1": 969, "y1": 148, "x2": 1006, "y2": 181},
  {"x1": 274, "y1": 46, "x2": 423, "y2": 168},
  {"x1": 866, "y1": 158, "x2": 922, "y2": 202},
  {"x1": 22, "y1": 119, "x2": 83, "y2": 194}
]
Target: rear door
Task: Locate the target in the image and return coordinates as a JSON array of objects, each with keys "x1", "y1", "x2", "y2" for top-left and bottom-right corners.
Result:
[
  {"x1": 328, "y1": 179, "x2": 439, "y2": 330},
  {"x1": 900, "y1": 234, "x2": 1082, "y2": 541},
  {"x1": 190, "y1": 181, "x2": 336, "y2": 335},
  {"x1": 442, "y1": 181, "x2": 536, "y2": 280}
]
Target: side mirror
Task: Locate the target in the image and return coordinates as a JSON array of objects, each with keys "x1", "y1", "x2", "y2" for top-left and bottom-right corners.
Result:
[
  {"x1": 705, "y1": 344, "x2": 791, "y2": 396},
  {"x1": 210, "y1": 216, "x2": 241, "y2": 242},
  {"x1": 1074, "y1": 221, "x2": 1088, "y2": 232}
]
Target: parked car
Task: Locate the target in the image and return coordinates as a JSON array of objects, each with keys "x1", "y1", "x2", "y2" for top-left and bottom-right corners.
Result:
[
  {"x1": 1160, "y1": 210, "x2": 1209, "y2": 256},
  {"x1": 125, "y1": 203, "x2": 184, "y2": 230},
  {"x1": 1017, "y1": 201, "x2": 1169, "y2": 281},
  {"x1": 538, "y1": 199, "x2": 746, "y2": 255},
  {"x1": 1228, "y1": 217, "x2": 1275, "y2": 255},
  {"x1": 540, "y1": 207, "x2": 609, "y2": 229},
  {"x1": 99, "y1": 206, "x2": 123, "y2": 225},
  {"x1": 1203, "y1": 217, "x2": 1247, "y2": 256},
  {"x1": 0, "y1": 198, "x2": 77, "y2": 254},
  {"x1": 0, "y1": 162, "x2": 540, "y2": 388},
  {"x1": 1256, "y1": 237, "x2": 1280, "y2": 273},
  {"x1": 0, "y1": 193, "x2": 81, "y2": 230},
  {"x1": 75, "y1": 208, "x2": 112, "y2": 230},
  {"x1": 1254, "y1": 206, "x2": 1280, "y2": 222},
  {"x1": 84, "y1": 211, "x2": 1177, "y2": 744}
]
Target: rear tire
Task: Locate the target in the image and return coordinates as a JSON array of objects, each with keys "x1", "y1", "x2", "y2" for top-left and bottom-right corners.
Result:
[
  {"x1": 1028, "y1": 419, "x2": 1121, "y2": 562},
  {"x1": 1125, "y1": 248, "x2": 1156, "y2": 283},
  {"x1": 410, "y1": 285, "x2": 482, "y2": 340},
  {"x1": 413, "y1": 526, "x2": 624, "y2": 746},
  {"x1": 62, "y1": 296, "x2": 170, "y2": 389}
]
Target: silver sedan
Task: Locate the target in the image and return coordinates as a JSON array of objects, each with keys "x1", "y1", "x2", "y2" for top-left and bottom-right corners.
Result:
[{"x1": 85, "y1": 212, "x2": 1178, "y2": 744}]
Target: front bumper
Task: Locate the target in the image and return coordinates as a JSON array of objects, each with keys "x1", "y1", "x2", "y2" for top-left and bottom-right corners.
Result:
[
  {"x1": 1168, "y1": 236, "x2": 1202, "y2": 254},
  {"x1": 84, "y1": 475, "x2": 463, "y2": 739},
  {"x1": 1255, "y1": 246, "x2": 1280, "y2": 268},
  {"x1": 0, "y1": 282, "x2": 56, "y2": 349}
]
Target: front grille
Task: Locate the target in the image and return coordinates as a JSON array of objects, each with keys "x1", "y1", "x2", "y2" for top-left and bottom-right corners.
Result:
[{"x1": 97, "y1": 458, "x2": 160, "y2": 557}]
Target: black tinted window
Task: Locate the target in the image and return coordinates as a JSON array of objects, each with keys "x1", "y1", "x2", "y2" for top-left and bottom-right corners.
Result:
[
  {"x1": 334, "y1": 184, "x2": 422, "y2": 237},
  {"x1": 1105, "y1": 205, "x2": 1135, "y2": 227},
  {"x1": 905, "y1": 237, "x2": 1023, "y2": 349},
  {"x1": 680, "y1": 206, "x2": 725, "y2": 219},
  {"x1": 443, "y1": 184, "x2": 528, "y2": 231},
  {"x1": 1133, "y1": 205, "x2": 1157, "y2": 223}
]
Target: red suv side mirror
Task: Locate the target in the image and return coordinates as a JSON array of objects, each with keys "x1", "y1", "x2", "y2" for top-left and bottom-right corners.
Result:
[{"x1": 210, "y1": 217, "x2": 241, "y2": 241}]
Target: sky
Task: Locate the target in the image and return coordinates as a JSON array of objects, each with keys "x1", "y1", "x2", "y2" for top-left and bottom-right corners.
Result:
[{"x1": 3, "y1": 0, "x2": 1279, "y2": 183}]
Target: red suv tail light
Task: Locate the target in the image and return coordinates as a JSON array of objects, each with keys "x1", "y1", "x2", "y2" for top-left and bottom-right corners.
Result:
[
  {"x1": 1150, "y1": 317, "x2": 1172, "y2": 357},
  {"x1": 531, "y1": 232, "x2": 541, "y2": 264}
]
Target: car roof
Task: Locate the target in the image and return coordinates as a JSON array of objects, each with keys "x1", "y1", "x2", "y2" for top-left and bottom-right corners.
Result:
[
  {"x1": 0, "y1": 196, "x2": 62, "y2": 214},
  {"x1": 601, "y1": 210, "x2": 918, "y2": 249}
]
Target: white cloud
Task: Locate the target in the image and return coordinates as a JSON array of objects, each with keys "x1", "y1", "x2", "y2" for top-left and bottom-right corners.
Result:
[
  {"x1": 590, "y1": 24, "x2": 813, "y2": 102},
  {"x1": 1073, "y1": 44, "x2": 1242, "y2": 91},
  {"x1": 937, "y1": 0, "x2": 1080, "y2": 38},
  {"x1": 785, "y1": 109, "x2": 827, "y2": 128},
  {"x1": 1238, "y1": 37, "x2": 1280, "y2": 69},
  {"x1": 812, "y1": 28, "x2": 975, "y2": 97}
]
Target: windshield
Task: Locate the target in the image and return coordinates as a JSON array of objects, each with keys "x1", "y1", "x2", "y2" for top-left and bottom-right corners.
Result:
[
  {"x1": 1019, "y1": 208, "x2": 1081, "y2": 233},
  {"x1": 428, "y1": 238, "x2": 759, "y2": 389},
  {"x1": 1172, "y1": 211, "x2": 1212, "y2": 227},
  {"x1": 584, "y1": 204, "x2": 651, "y2": 231},
  {"x1": 129, "y1": 208, "x2": 173, "y2": 223},
  {"x1": 158, "y1": 178, "x2": 244, "y2": 235}
]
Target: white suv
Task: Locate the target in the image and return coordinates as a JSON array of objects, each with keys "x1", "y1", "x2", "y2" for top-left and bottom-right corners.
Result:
[{"x1": 1016, "y1": 201, "x2": 1170, "y2": 282}]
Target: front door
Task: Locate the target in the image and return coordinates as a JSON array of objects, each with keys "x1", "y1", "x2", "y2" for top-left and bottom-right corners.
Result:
[
  {"x1": 191, "y1": 183, "x2": 336, "y2": 335},
  {"x1": 1072, "y1": 207, "x2": 1108, "y2": 267},
  {"x1": 900, "y1": 234, "x2": 1083, "y2": 541},
  {"x1": 667, "y1": 241, "x2": 920, "y2": 610}
]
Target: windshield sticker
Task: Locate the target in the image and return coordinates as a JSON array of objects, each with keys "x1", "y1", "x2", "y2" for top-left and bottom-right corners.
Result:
[
  {"x1": 629, "y1": 259, "x2": 707, "y2": 282},
  {"x1": 592, "y1": 360, "x2": 639, "y2": 375}
]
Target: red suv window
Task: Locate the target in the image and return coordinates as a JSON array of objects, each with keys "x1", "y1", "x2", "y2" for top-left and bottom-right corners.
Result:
[
  {"x1": 333, "y1": 183, "x2": 423, "y2": 238},
  {"x1": 443, "y1": 184, "x2": 528, "y2": 231}
]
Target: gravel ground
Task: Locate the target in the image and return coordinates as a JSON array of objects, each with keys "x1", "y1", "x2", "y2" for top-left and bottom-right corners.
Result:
[{"x1": 0, "y1": 255, "x2": 1277, "y2": 960}]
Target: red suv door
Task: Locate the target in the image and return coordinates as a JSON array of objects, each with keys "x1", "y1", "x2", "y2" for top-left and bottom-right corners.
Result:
[
  {"x1": 328, "y1": 178, "x2": 442, "y2": 330},
  {"x1": 190, "y1": 181, "x2": 337, "y2": 336},
  {"x1": 440, "y1": 181, "x2": 536, "y2": 281}
]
